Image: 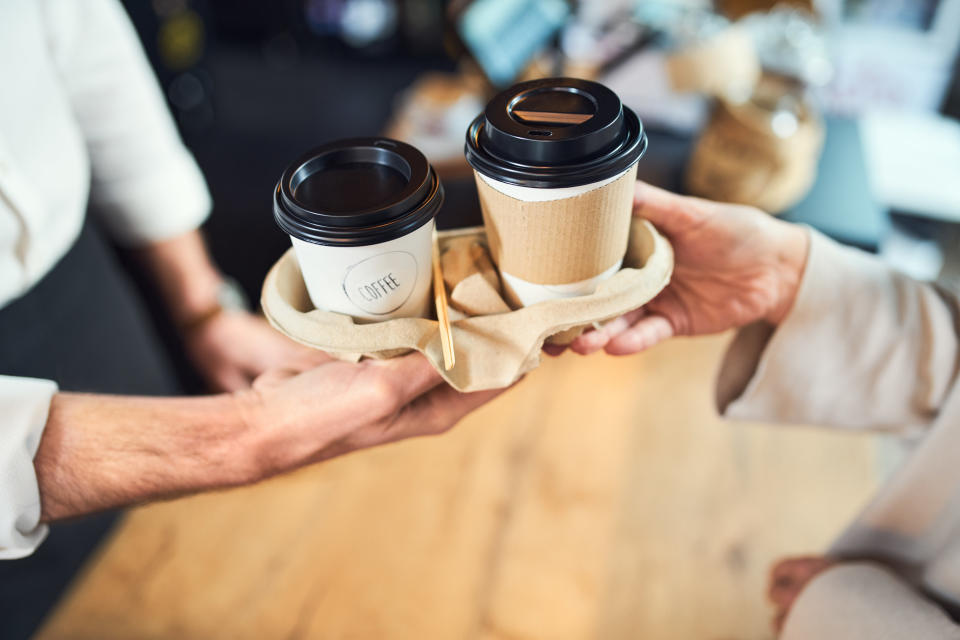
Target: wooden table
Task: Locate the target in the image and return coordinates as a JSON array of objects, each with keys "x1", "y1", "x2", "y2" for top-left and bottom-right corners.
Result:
[{"x1": 36, "y1": 334, "x2": 881, "y2": 640}]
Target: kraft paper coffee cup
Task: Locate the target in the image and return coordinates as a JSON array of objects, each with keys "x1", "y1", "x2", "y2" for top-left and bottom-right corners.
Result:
[
  {"x1": 465, "y1": 77, "x2": 647, "y2": 307},
  {"x1": 273, "y1": 138, "x2": 443, "y2": 321}
]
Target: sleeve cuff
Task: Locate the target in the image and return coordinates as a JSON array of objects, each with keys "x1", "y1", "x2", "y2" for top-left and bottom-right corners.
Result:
[
  {"x1": 0, "y1": 376, "x2": 57, "y2": 559},
  {"x1": 716, "y1": 227, "x2": 954, "y2": 432},
  {"x1": 91, "y1": 147, "x2": 212, "y2": 246}
]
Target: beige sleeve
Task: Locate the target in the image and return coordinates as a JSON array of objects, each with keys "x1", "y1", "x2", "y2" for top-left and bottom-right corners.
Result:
[
  {"x1": 782, "y1": 562, "x2": 960, "y2": 640},
  {"x1": 716, "y1": 229, "x2": 960, "y2": 434}
]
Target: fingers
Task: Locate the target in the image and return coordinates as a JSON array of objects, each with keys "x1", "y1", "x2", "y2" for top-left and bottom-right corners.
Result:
[
  {"x1": 768, "y1": 556, "x2": 836, "y2": 632},
  {"x1": 769, "y1": 557, "x2": 834, "y2": 601},
  {"x1": 366, "y1": 351, "x2": 445, "y2": 405},
  {"x1": 633, "y1": 181, "x2": 707, "y2": 235},
  {"x1": 251, "y1": 321, "x2": 334, "y2": 371},
  {"x1": 389, "y1": 384, "x2": 506, "y2": 442},
  {"x1": 542, "y1": 343, "x2": 567, "y2": 357},
  {"x1": 773, "y1": 609, "x2": 789, "y2": 634},
  {"x1": 769, "y1": 562, "x2": 800, "y2": 606},
  {"x1": 604, "y1": 314, "x2": 675, "y2": 356},
  {"x1": 246, "y1": 347, "x2": 332, "y2": 392},
  {"x1": 338, "y1": 383, "x2": 507, "y2": 454},
  {"x1": 770, "y1": 556, "x2": 832, "y2": 581},
  {"x1": 569, "y1": 308, "x2": 646, "y2": 355},
  {"x1": 210, "y1": 367, "x2": 252, "y2": 392},
  {"x1": 282, "y1": 348, "x2": 335, "y2": 372},
  {"x1": 252, "y1": 367, "x2": 301, "y2": 391},
  {"x1": 567, "y1": 310, "x2": 673, "y2": 357}
]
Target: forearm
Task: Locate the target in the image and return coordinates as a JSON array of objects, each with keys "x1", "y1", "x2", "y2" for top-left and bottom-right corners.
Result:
[
  {"x1": 134, "y1": 229, "x2": 224, "y2": 325},
  {"x1": 34, "y1": 391, "x2": 257, "y2": 522},
  {"x1": 29, "y1": 352, "x2": 494, "y2": 525}
]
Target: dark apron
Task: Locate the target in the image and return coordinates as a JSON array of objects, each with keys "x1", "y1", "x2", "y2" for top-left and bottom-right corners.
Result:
[{"x1": 0, "y1": 216, "x2": 181, "y2": 639}]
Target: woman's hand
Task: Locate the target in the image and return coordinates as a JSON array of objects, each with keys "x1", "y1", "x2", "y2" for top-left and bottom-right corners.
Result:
[
  {"x1": 769, "y1": 556, "x2": 837, "y2": 633},
  {"x1": 565, "y1": 182, "x2": 809, "y2": 357},
  {"x1": 183, "y1": 310, "x2": 320, "y2": 391},
  {"x1": 132, "y1": 228, "x2": 321, "y2": 391}
]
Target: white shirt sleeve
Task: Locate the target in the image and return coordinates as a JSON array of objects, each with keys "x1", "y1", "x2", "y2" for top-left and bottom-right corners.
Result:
[
  {"x1": 0, "y1": 376, "x2": 56, "y2": 559},
  {"x1": 40, "y1": 0, "x2": 212, "y2": 245}
]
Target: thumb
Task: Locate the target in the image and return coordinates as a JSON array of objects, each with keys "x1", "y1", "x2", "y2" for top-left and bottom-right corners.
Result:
[
  {"x1": 388, "y1": 384, "x2": 506, "y2": 441},
  {"x1": 365, "y1": 351, "x2": 445, "y2": 405},
  {"x1": 252, "y1": 366, "x2": 300, "y2": 391},
  {"x1": 633, "y1": 182, "x2": 708, "y2": 236}
]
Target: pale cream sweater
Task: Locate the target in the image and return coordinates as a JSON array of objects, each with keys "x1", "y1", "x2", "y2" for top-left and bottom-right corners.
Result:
[{"x1": 717, "y1": 229, "x2": 960, "y2": 638}]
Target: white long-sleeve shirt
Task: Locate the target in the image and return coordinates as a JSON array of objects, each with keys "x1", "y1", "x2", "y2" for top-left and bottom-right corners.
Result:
[{"x1": 0, "y1": 0, "x2": 211, "y2": 558}]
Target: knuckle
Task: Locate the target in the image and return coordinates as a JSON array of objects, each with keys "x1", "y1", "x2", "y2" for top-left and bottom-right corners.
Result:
[
  {"x1": 424, "y1": 416, "x2": 454, "y2": 437},
  {"x1": 408, "y1": 401, "x2": 452, "y2": 438},
  {"x1": 428, "y1": 402, "x2": 467, "y2": 435},
  {"x1": 364, "y1": 374, "x2": 404, "y2": 414}
]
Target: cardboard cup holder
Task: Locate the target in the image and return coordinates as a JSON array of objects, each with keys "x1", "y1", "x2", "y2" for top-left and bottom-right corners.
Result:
[{"x1": 261, "y1": 218, "x2": 673, "y2": 392}]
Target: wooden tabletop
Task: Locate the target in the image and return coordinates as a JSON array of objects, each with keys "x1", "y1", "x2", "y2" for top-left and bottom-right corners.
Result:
[{"x1": 36, "y1": 334, "x2": 881, "y2": 640}]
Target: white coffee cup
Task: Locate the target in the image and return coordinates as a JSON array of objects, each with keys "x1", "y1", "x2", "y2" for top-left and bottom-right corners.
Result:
[
  {"x1": 289, "y1": 221, "x2": 434, "y2": 319},
  {"x1": 274, "y1": 138, "x2": 443, "y2": 321}
]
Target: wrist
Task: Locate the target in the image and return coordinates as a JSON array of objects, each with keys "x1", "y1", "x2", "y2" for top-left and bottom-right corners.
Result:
[
  {"x1": 135, "y1": 230, "x2": 228, "y2": 326},
  {"x1": 227, "y1": 389, "x2": 273, "y2": 483},
  {"x1": 765, "y1": 224, "x2": 810, "y2": 326},
  {"x1": 178, "y1": 278, "x2": 251, "y2": 335},
  {"x1": 171, "y1": 269, "x2": 225, "y2": 327},
  {"x1": 228, "y1": 386, "x2": 311, "y2": 483},
  {"x1": 161, "y1": 393, "x2": 264, "y2": 490}
]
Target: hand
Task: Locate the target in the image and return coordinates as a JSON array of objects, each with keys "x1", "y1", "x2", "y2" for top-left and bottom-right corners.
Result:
[
  {"x1": 184, "y1": 311, "x2": 320, "y2": 391},
  {"x1": 566, "y1": 182, "x2": 809, "y2": 357},
  {"x1": 769, "y1": 556, "x2": 837, "y2": 633},
  {"x1": 36, "y1": 350, "x2": 505, "y2": 522},
  {"x1": 236, "y1": 351, "x2": 505, "y2": 478}
]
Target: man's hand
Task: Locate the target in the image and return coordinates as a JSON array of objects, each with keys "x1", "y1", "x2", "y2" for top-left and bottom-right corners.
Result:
[
  {"x1": 768, "y1": 556, "x2": 837, "y2": 633},
  {"x1": 36, "y1": 352, "x2": 504, "y2": 522},
  {"x1": 565, "y1": 182, "x2": 809, "y2": 357},
  {"x1": 237, "y1": 352, "x2": 504, "y2": 475},
  {"x1": 183, "y1": 311, "x2": 318, "y2": 391}
]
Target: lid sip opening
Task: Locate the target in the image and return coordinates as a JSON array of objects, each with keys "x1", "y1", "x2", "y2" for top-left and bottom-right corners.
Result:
[{"x1": 508, "y1": 86, "x2": 597, "y2": 127}]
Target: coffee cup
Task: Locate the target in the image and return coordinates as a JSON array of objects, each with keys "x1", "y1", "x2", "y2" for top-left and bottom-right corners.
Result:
[
  {"x1": 273, "y1": 138, "x2": 443, "y2": 320},
  {"x1": 464, "y1": 77, "x2": 647, "y2": 307}
]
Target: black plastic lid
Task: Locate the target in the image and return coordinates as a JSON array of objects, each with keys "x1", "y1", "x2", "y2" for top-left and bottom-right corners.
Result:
[
  {"x1": 274, "y1": 137, "x2": 443, "y2": 247},
  {"x1": 465, "y1": 77, "x2": 648, "y2": 188}
]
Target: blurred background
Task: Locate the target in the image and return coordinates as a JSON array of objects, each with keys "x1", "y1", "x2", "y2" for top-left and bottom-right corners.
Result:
[
  {"x1": 122, "y1": 0, "x2": 960, "y2": 306},
  {"x1": 35, "y1": 1, "x2": 960, "y2": 638}
]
